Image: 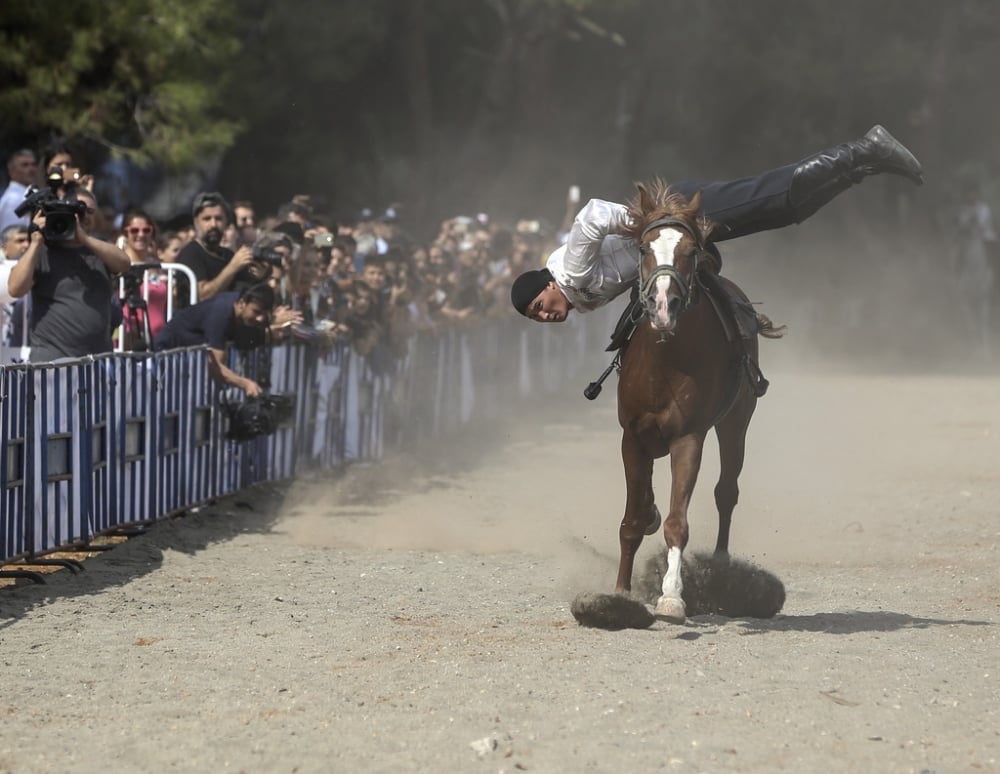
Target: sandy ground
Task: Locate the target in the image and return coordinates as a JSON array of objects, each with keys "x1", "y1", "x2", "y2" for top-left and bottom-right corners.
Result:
[{"x1": 0, "y1": 365, "x2": 998, "y2": 773}]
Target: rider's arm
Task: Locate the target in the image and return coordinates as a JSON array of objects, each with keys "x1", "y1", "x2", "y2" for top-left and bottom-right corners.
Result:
[{"x1": 560, "y1": 199, "x2": 630, "y2": 283}]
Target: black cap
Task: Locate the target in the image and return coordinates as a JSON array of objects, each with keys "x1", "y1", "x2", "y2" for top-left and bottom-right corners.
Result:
[
  {"x1": 510, "y1": 268, "x2": 554, "y2": 316},
  {"x1": 192, "y1": 191, "x2": 232, "y2": 222}
]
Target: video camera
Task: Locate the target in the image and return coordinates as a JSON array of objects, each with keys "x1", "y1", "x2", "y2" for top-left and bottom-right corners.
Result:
[
  {"x1": 252, "y1": 245, "x2": 285, "y2": 266},
  {"x1": 14, "y1": 166, "x2": 87, "y2": 242},
  {"x1": 224, "y1": 393, "x2": 297, "y2": 442},
  {"x1": 120, "y1": 262, "x2": 158, "y2": 306}
]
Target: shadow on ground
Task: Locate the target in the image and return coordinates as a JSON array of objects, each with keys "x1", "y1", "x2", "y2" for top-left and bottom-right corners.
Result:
[
  {"x1": 728, "y1": 610, "x2": 995, "y2": 635},
  {"x1": 0, "y1": 481, "x2": 288, "y2": 628}
]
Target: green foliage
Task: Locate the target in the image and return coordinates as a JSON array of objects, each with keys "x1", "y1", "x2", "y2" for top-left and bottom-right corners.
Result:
[
  {"x1": 4, "y1": 0, "x2": 1000, "y2": 222},
  {"x1": 0, "y1": 0, "x2": 242, "y2": 169}
]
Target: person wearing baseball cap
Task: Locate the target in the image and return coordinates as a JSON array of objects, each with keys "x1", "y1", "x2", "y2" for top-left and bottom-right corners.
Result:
[{"x1": 176, "y1": 191, "x2": 266, "y2": 301}]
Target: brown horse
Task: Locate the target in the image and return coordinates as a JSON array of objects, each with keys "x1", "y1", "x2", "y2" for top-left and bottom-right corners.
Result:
[{"x1": 613, "y1": 181, "x2": 783, "y2": 622}]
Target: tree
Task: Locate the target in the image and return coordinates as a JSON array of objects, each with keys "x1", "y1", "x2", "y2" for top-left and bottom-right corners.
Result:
[{"x1": 0, "y1": 0, "x2": 242, "y2": 170}]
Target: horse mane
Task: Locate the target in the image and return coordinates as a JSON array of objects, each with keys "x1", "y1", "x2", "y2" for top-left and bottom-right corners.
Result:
[{"x1": 620, "y1": 178, "x2": 716, "y2": 244}]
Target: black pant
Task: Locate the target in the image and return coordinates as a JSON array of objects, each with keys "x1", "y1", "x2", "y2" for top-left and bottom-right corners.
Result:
[{"x1": 674, "y1": 163, "x2": 799, "y2": 242}]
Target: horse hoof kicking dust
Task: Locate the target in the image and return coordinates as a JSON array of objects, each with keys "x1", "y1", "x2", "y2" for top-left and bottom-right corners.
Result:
[
  {"x1": 571, "y1": 592, "x2": 655, "y2": 630},
  {"x1": 637, "y1": 550, "x2": 786, "y2": 619},
  {"x1": 570, "y1": 551, "x2": 785, "y2": 631}
]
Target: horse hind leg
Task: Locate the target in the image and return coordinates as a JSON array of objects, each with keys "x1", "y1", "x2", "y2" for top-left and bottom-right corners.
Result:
[
  {"x1": 614, "y1": 431, "x2": 655, "y2": 594},
  {"x1": 712, "y1": 391, "x2": 756, "y2": 556},
  {"x1": 655, "y1": 434, "x2": 705, "y2": 623}
]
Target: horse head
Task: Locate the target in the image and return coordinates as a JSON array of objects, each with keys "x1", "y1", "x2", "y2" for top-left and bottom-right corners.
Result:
[{"x1": 623, "y1": 181, "x2": 714, "y2": 333}]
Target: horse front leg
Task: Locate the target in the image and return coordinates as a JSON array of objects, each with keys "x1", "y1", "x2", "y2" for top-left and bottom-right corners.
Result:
[
  {"x1": 656, "y1": 433, "x2": 705, "y2": 623},
  {"x1": 614, "y1": 430, "x2": 654, "y2": 594}
]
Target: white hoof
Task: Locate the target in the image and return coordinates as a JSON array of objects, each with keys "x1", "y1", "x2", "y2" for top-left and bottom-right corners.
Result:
[
  {"x1": 654, "y1": 596, "x2": 686, "y2": 623},
  {"x1": 644, "y1": 505, "x2": 662, "y2": 536}
]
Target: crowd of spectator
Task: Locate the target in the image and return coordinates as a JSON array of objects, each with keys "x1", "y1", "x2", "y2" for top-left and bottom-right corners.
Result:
[{"x1": 0, "y1": 143, "x2": 567, "y2": 391}]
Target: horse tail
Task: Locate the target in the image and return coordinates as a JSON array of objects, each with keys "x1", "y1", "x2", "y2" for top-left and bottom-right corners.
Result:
[{"x1": 756, "y1": 313, "x2": 787, "y2": 339}]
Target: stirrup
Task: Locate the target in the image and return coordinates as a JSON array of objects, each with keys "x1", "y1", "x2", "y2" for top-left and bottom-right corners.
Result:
[{"x1": 584, "y1": 351, "x2": 621, "y2": 400}]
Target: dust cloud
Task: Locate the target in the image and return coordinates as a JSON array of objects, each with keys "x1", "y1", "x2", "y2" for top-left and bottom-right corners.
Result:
[{"x1": 276, "y1": 402, "x2": 624, "y2": 593}]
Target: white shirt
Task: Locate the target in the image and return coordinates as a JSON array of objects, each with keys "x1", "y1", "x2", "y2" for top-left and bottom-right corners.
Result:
[
  {"x1": 0, "y1": 260, "x2": 16, "y2": 349},
  {"x1": 545, "y1": 199, "x2": 639, "y2": 312},
  {"x1": 0, "y1": 181, "x2": 30, "y2": 232},
  {"x1": 0, "y1": 260, "x2": 13, "y2": 304}
]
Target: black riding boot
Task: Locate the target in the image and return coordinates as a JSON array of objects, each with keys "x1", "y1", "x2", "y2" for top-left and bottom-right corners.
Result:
[{"x1": 789, "y1": 124, "x2": 924, "y2": 221}]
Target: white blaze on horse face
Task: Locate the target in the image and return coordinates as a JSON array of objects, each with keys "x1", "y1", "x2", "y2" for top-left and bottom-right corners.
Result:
[{"x1": 648, "y1": 229, "x2": 684, "y2": 330}]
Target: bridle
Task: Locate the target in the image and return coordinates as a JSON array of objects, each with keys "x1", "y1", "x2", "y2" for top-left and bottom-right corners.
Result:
[{"x1": 637, "y1": 216, "x2": 703, "y2": 322}]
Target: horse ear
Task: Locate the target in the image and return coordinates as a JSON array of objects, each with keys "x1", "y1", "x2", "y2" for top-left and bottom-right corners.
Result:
[
  {"x1": 636, "y1": 182, "x2": 654, "y2": 212},
  {"x1": 688, "y1": 189, "x2": 703, "y2": 212}
]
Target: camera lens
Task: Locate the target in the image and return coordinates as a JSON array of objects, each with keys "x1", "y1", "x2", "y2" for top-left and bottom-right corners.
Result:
[{"x1": 45, "y1": 212, "x2": 76, "y2": 241}]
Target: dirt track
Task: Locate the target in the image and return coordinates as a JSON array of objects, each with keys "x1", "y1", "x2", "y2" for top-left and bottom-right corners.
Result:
[{"x1": 0, "y1": 367, "x2": 997, "y2": 773}]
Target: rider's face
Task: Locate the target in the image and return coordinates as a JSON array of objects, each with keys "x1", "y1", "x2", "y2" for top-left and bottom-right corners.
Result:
[{"x1": 526, "y1": 282, "x2": 571, "y2": 323}]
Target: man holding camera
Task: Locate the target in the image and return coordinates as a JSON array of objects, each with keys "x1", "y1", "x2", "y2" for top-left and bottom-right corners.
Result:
[
  {"x1": 6, "y1": 187, "x2": 130, "y2": 362},
  {"x1": 152, "y1": 283, "x2": 276, "y2": 397},
  {"x1": 177, "y1": 192, "x2": 270, "y2": 301}
]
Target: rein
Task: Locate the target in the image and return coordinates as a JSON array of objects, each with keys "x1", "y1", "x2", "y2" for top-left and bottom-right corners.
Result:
[{"x1": 637, "y1": 217, "x2": 703, "y2": 321}]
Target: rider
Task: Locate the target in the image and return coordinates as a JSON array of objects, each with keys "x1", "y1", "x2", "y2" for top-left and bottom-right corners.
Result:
[{"x1": 510, "y1": 125, "x2": 924, "y2": 323}]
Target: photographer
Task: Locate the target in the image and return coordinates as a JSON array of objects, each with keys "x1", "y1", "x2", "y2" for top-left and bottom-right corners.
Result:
[
  {"x1": 250, "y1": 230, "x2": 302, "y2": 337},
  {"x1": 42, "y1": 143, "x2": 95, "y2": 196},
  {"x1": 152, "y1": 283, "x2": 276, "y2": 397},
  {"x1": 176, "y1": 192, "x2": 270, "y2": 302},
  {"x1": 6, "y1": 187, "x2": 130, "y2": 362}
]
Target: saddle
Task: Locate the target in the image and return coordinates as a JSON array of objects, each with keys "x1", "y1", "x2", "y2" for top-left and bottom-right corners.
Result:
[{"x1": 603, "y1": 255, "x2": 769, "y2": 397}]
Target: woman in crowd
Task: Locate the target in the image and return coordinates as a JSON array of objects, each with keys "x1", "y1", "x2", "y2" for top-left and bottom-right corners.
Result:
[
  {"x1": 119, "y1": 210, "x2": 158, "y2": 264},
  {"x1": 118, "y1": 209, "x2": 170, "y2": 349},
  {"x1": 157, "y1": 230, "x2": 182, "y2": 264}
]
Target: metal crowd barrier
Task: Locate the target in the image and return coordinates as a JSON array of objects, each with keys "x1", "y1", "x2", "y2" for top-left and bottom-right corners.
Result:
[
  {"x1": 115, "y1": 263, "x2": 199, "y2": 353},
  {"x1": 1, "y1": 309, "x2": 612, "y2": 567}
]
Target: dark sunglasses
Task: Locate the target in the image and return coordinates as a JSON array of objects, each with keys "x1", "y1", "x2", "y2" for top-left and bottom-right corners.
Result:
[{"x1": 127, "y1": 226, "x2": 153, "y2": 236}]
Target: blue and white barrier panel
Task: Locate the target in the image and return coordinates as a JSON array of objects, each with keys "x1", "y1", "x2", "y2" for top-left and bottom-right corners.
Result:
[{"x1": 1, "y1": 313, "x2": 603, "y2": 565}]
